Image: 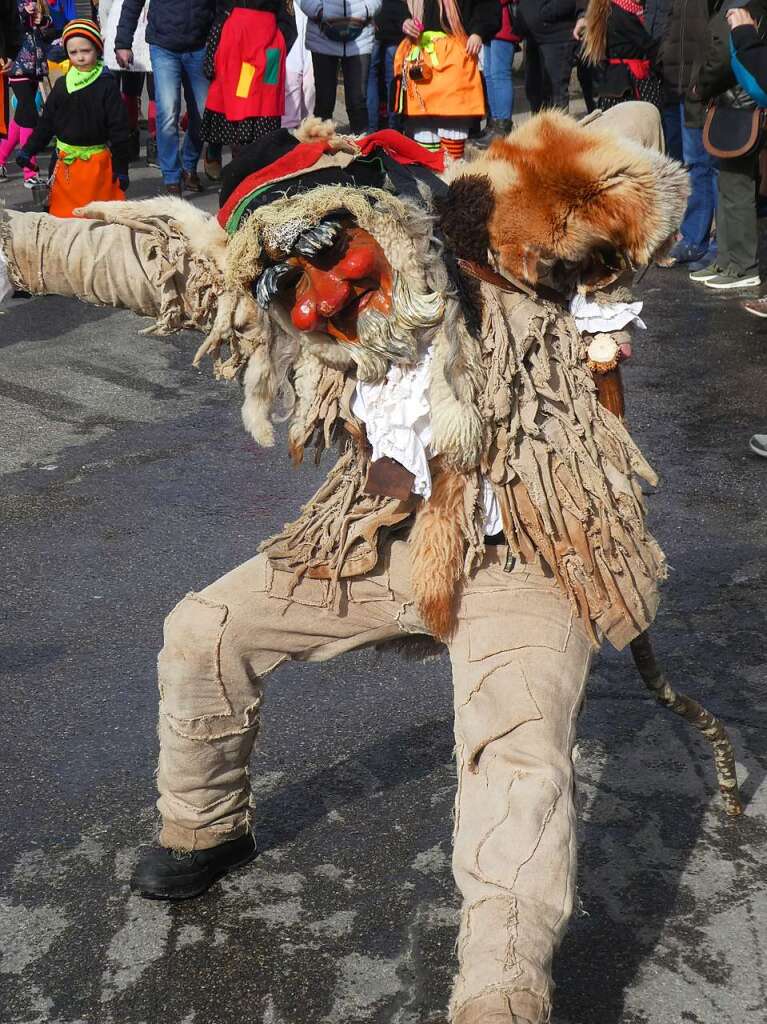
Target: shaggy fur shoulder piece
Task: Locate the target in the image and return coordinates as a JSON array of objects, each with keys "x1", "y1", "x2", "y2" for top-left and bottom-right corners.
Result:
[{"x1": 443, "y1": 110, "x2": 689, "y2": 288}]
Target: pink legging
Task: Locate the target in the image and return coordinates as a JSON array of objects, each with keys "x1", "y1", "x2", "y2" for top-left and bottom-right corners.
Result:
[{"x1": 0, "y1": 118, "x2": 39, "y2": 180}]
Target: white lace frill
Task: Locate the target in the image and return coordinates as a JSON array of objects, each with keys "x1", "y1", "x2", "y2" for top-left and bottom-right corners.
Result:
[
  {"x1": 570, "y1": 294, "x2": 647, "y2": 334},
  {"x1": 351, "y1": 346, "x2": 503, "y2": 533}
]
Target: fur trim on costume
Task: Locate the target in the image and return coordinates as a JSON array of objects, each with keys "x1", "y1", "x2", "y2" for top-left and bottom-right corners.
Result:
[
  {"x1": 408, "y1": 465, "x2": 470, "y2": 639},
  {"x1": 292, "y1": 117, "x2": 360, "y2": 154},
  {"x1": 443, "y1": 110, "x2": 689, "y2": 289}
]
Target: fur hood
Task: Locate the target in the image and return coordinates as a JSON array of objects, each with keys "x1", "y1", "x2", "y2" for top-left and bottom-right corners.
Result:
[{"x1": 439, "y1": 110, "x2": 689, "y2": 290}]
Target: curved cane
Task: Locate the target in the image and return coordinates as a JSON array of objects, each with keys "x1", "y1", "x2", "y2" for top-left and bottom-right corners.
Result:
[{"x1": 589, "y1": 338, "x2": 744, "y2": 817}]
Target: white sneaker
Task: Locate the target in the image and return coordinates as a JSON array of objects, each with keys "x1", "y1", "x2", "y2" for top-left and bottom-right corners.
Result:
[
  {"x1": 23, "y1": 174, "x2": 43, "y2": 190},
  {"x1": 0, "y1": 165, "x2": 7, "y2": 182},
  {"x1": 749, "y1": 434, "x2": 767, "y2": 457}
]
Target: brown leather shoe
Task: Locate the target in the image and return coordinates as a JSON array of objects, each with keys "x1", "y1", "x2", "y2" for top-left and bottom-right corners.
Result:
[
  {"x1": 182, "y1": 169, "x2": 204, "y2": 193},
  {"x1": 204, "y1": 148, "x2": 222, "y2": 182},
  {"x1": 164, "y1": 182, "x2": 182, "y2": 197}
]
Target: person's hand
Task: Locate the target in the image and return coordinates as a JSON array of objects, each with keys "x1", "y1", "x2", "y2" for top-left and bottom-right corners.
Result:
[
  {"x1": 0, "y1": 58, "x2": 12, "y2": 74},
  {"x1": 465, "y1": 33, "x2": 482, "y2": 57},
  {"x1": 573, "y1": 16, "x2": 586, "y2": 41},
  {"x1": 15, "y1": 149, "x2": 33, "y2": 169},
  {"x1": 726, "y1": 7, "x2": 757, "y2": 30},
  {"x1": 403, "y1": 18, "x2": 422, "y2": 39},
  {"x1": 115, "y1": 48, "x2": 134, "y2": 68}
]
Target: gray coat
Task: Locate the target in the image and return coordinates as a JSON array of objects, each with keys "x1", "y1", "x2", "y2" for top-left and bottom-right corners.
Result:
[{"x1": 298, "y1": 0, "x2": 383, "y2": 56}]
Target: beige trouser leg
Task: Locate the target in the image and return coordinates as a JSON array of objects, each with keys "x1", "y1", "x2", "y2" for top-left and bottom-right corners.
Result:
[
  {"x1": 156, "y1": 542, "x2": 592, "y2": 1022},
  {"x1": 448, "y1": 557, "x2": 593, "y2": 1024}
]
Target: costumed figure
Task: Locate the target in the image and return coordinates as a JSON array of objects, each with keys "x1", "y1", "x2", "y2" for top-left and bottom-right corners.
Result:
[
  {"x1": 16, "y1": 18, "x2": 130, "y2": 216},
  {"x1": 0, "y1": 111, "x2": 743, "y2": 1024},
  {"x1": 581, "y1": 0, "x2": 663, "y2": 111},
  {"x1": 393, "y1": 0, "x2": 498, "y2": 159}
]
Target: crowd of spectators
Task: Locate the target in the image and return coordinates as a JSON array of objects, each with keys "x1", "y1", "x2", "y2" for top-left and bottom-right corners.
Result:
[{"x1": 2, "y1": 0, "x2": 767, "y2": 452}]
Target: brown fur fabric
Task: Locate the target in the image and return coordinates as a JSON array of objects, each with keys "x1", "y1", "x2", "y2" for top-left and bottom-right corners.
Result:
[
  {"x1": 444, "y1": 111, "x2": 689, "y2": 289},
  {"x1": 408, "y1": 465, "x2": 469, "y2": 640},
  {"x1": 435, "y1": 175, "x2": 495, "y2": 265}
]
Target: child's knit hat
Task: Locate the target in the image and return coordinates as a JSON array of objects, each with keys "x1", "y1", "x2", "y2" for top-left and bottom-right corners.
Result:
[{"x1": 61, "y1": 18, "x2": 104, "y2": 55}]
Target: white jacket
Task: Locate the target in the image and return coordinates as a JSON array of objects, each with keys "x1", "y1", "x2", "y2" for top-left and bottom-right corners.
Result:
[
  {"x1": 100, "y1": 0, "x2": 152, "y2": 72},
  {"x1": 298, "y1": 0, "x2": 382, "y2": 57}
]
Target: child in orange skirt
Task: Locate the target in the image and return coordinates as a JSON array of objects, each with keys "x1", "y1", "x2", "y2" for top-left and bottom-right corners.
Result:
[
  {"x1": 16, "y1": 18, "x2": 130, "y2": 216},
  {"x1": 393, "y1": 0, "x2": 499, "y2": 160}
]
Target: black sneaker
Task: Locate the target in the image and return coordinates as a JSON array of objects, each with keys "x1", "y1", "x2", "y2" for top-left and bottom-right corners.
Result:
[{"x1": 130, "y1": 832, "x2": 256, "y2": 900}]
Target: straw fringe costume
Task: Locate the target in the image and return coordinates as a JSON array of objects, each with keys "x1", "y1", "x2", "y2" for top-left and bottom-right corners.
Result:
[{"x1": 0, "y1": 111, "x2": 689, "y2": 1024}]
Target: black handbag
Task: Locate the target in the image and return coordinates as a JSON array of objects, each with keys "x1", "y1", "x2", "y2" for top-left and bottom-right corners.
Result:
[
  {"x1": 703, "y1": 103, "x2": 765, "y2": 159},
  {"x1": 319, "y1": 15, "x2": 369, "y2": 43}
]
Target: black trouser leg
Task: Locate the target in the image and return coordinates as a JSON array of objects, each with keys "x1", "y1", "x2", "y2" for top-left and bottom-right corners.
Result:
[
  {"x1": 524, "y1": 39, "x2": 544, "y2": 113},
  {"x1": 312, "y1": 52, "x2": 341, "y2": 121},
  {"x1": 342, "y1": 54, "x2": 371, "y2": 134},
  {"x1": 538, "y1": 40, "x2": 576, "y2": 111}
]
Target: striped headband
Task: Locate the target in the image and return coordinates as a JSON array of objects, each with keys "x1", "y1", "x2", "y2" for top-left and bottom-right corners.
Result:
[{"x1": 62, "y1": 18, "x2": 104, "y2": 54}]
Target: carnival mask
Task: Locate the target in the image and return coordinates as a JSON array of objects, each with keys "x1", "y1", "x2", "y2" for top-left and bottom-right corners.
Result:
[{"x1": 254, "y1": 220, "x2": 394, "y2": 344}]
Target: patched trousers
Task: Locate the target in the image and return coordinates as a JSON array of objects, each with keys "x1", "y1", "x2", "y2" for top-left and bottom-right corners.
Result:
[{"x1": 157, "y1": 540, "x2": 593, "y2": 1024}]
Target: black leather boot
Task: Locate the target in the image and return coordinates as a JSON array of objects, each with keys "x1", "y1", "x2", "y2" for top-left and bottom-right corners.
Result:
[{"x1": 130, "y1": 832, "x2": 256, "y2": 900}]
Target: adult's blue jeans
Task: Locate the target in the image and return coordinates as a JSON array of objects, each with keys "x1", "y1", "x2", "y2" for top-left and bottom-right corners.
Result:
[
  {"x1": 483, "y1": 39, "x2": 516, "y2": 121},
  {"x1": 665, "y1": 102, "x2": 718, "y2": 254},
  {"x1": 367, "y1": 41, "x2": 399, "y2": 132},
  {"x1": 661, "y1": 102, "x2": 683, "y2": 163},
  {"x1": 149, "y1": 44, "x2": 209, "y2": 184}
]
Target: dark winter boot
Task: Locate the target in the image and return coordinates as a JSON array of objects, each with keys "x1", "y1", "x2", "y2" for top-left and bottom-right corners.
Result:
[
  {"x1": 497, "y1": 118, "x2": 514, "y2": 137},
  {"x1": 130, "y1": 832, "x2": 257, "y2": 900},
  {"x1": 128, "y1": 129, "x2": 141, "y2": 162}
]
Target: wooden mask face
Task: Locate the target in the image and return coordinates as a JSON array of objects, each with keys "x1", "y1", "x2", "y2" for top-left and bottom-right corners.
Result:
[{"x1": 276, "y1": 226, "x2": 394, "y2": 343}]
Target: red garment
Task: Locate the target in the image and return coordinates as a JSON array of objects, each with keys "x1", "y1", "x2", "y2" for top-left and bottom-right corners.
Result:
[
  {"x1": 496, "y1": 0, "x2": 521, "y2": 44},
  {"x1": 611, "y1": 0, "x2": 645, "y2": 20},
  {"x1": 205, "y1": 8, "x2": 286, "y2": 122},
  {"x1": 608, "y1": 57, "x2": 651, "y2": 79}
]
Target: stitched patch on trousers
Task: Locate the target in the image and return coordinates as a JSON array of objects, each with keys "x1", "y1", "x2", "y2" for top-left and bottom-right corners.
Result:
[
  {"x1": 474, "y1": 772, "x2": 562, "y2": 889},
  {"x1": 266, "y1": 563, "x2": 331, "y2": 607},
  {"x1": 159, "y1": 594, "x2": 233, "y2": 720},
  {"x1": 457, "y1": 661, "x2": 543, "y2": 770},
  {"x1": 347, "y1": 567, "x2": 393, "y2": 604},
  {"x1": 465, "y1": 589, "x2": 572, "y2": 661}
]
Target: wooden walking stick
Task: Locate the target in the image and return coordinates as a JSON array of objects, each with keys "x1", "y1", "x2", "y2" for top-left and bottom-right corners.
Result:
[{"x1": 587, "y1": 335, "x2": 744, "y2": 817}]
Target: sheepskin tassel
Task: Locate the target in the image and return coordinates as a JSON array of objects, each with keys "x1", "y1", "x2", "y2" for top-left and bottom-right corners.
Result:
[
  {"x1": 241, "y1": 346, "x2": 277, "y2": 446},
  {"x1": 293, "y1": 117, "x2": 360, "y2": 152},
  {"x1": 409, "y1": 466, "x2": 468, "y2": 640}
]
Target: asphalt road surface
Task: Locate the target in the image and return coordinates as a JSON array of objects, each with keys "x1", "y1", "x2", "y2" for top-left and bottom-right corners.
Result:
[{"x1": 1, "y1": 161, "x2": 766, "y2": 1024}]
